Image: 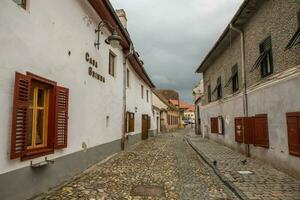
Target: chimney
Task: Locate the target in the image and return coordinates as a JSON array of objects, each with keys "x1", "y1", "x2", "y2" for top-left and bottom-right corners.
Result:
[{"x1": 116, "y1": 9, "x2": 127, "y2": 29}]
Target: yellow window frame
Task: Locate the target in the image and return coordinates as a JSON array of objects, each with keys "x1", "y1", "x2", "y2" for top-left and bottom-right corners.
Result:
[{"x1": 28, "y1": 87, "x2": 50, "y2": 149}]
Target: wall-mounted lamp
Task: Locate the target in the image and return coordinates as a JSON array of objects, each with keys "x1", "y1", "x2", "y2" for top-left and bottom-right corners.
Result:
[{"x1": 94, "y1": 21, "x2": 122, "y2": 49}]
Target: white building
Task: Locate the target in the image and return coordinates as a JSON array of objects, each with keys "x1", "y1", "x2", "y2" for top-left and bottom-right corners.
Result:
[{"x1": 0, "y1": 0, "x2": 155, "y2": 199}]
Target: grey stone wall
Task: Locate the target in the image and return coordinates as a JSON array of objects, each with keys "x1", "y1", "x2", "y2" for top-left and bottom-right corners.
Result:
[{"x1": 202, "y1": 0, "x2": 300, "y2": 106}]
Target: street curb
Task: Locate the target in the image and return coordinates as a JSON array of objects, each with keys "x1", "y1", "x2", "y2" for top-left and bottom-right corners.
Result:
[{"x1": 185, "y1": 136, "x2": 248, "y2": 200}]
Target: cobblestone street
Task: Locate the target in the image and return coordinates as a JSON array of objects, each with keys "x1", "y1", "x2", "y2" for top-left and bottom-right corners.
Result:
[
  {"x1": 35, "y1": 129, "x2": 234, "y2": 200},
  {"x1": 33, "y1": 128, "x2": 300, "y2": 200}
]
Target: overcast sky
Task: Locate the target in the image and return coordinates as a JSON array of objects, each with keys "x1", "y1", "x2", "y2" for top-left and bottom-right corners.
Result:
[{"x1": 111, "y1": 0, "x2": 243, "y2": 103}]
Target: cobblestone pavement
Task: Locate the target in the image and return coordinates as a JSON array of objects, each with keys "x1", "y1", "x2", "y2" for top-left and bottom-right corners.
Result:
[
  {"x1": 35, "y1": 130, "x2": 235, "y2": 200},
  {"x1": 187, "y1": 132, "x2": 300, "y2": 200}
]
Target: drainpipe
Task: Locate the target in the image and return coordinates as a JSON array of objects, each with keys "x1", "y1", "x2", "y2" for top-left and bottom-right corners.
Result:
[
  {"x1": 229, "y1": 24, "x2": 250, "y2": 157},
  {"x1": 121, "y1": 44, "x2": 134, "y2": 150}
]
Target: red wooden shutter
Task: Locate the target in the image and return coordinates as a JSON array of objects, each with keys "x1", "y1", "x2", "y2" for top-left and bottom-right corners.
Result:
[
  {"x1": 253, "y1": 115, "x2": 269, "y2": 148},
  {"x1": 11, "y1": 73, "x2": 31, "y2": 159},
  {"x1": 129, "y1": 113, "x2": 135, "y2": 132},
  {"x1": 54, "y1": 86, "x2": 69, "y2": 149},
  {"x1": 235, "y1": 117, "x2": 254, "y2": 144},
  {"x1": 286, "y1": 113, "x2": 300, "y2": 156},
  {"x1": 210, "y1": 117, "x2": 218, "y2": 134}
]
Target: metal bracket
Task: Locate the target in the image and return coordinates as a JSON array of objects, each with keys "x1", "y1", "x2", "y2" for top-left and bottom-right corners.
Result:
[{"x1": 30, "y1": 157, "x2": 54, "y2": 168}]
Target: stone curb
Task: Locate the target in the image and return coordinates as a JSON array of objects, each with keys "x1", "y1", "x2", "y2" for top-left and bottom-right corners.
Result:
[{"x1": 185, "y1": 136, "x2": 248, "y2": 200}]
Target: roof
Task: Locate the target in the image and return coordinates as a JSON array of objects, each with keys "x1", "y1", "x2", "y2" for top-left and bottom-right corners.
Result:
[
  {"x1": 179, "y1": 101, "x2": 191, "y2": 110},
  {"x1": 88, "y1": 0, "x2": 155, "y2": 88},
  {"x1": 186, "y1": 105, "x2": 195, "y2": 112},
  {"x1": 153, "y1": 90, "x2": 179, "y2": 111},
  {"x1": 195, "y1": 0, "x2": 263, "y2": 73}
]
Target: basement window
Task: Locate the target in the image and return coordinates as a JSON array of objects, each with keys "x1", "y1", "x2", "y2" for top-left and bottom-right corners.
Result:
[{"x1": 13, "y1": 0, "x2": 27, "y2": 9}]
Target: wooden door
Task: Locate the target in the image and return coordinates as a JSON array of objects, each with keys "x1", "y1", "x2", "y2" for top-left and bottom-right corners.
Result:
[{"x1": 142, "y1": 115, "x2": 149, "y2": 140}]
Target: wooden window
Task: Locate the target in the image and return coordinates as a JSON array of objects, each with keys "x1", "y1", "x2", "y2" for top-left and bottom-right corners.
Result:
[
  {"x1": 207, "y1": 85, "x2": 211, "y2": 103},
  {"x1": 286, "y1": 112, "x2": 300, "y2": 157},
  {"x1": 141, "y1": 85, "x2": 144, "y2": 99},
  {"x1": 126, "y1": 69, "x2": 130, "y2": 87},
  {"x1": 210, "y1": 117, "x2": 218, "y2": 134},
  {"x1": 253, "y1": 114, "x2": 269, "y2": 148},
  {"x1": 10, "y1": 72, "x2": 69, "y2": 160},
  {"x1": 109, "y1": 51, "x2": 116, "y2": 77},
  {"x1": 260, "y1": 36, "x2": 274, "y2": 77},
  {"x1": 212, "y1": 77, "x2": 222, "y2": 100},
  {"x1": 13, "y1": 0, "x2": 27, "y2": 9},
  {"x1": 167, "y1": 114, "x2": 170, "y2": 125},
  {"x1": 298, "y1": 12, "x2": 300, "y2": 27}
]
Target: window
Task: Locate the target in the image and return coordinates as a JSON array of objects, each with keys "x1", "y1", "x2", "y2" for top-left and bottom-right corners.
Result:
[
  {"x1": 298, "y1": 12, "x2": 300, "y2": 27},
  {"x1": 286, "y1": 112, "x2": 300, "y2": 157},
  {"x1": 215, "y1": 77, "x2": 222, "y2": 100},
  {"x1": 109, "y1": 51, "x2": 116, "y2": 77},
  {"x1": 126, "y1": 69, "x2": 130, "y2": 88},
  {"x1": 225, "y1": 65, "x2": 239, "y2": 93},
  {"x1": 11, "y1": 72, "x2": 69, "y2": 160},
  {"x1": 210, "y1": 117, "x2": 218, "y2": 134},
  {"x1": 13, "y1": 0, "x2": 27, "y2": 9},
  {"x1": 141, "y1": 85, "x2": 144, "y2": 99},
  {"x1": 146, "y1": 90, "x2": 149, "y2": 102},
  {"x1": 207, "y1": 85, "x2": 211, "y2": 103}
]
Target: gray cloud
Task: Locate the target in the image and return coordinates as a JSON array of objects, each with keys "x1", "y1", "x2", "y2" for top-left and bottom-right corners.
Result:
[{"x1": 111, "y1": 0, "x2": 243, "y2": 103}]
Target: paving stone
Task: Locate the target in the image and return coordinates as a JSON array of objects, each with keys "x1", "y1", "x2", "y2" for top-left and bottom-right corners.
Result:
[
  {"x1": 187, "y1": 130, "x2": 300, "y2": 200},
  {"x1": 34, "y1": 129, "x2": 236, "y2": 200}
]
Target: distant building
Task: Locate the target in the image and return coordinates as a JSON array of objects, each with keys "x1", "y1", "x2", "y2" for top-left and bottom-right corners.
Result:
[
  {"x1": 195, "y1": 0, "x2": 300, "y2": 177},
  {"x1": 193, "y1": 80, "x2": 204, "y2": 135},
  {"x1": 153, "y1": 90, "x2": 181, "y2": 132}
]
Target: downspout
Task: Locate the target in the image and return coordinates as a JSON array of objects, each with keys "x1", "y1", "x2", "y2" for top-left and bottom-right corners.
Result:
[
  {"x1": 229, "y1": 24, "x2": 250, "y2": 157},
  {"x1": 121, "y1": 44, "x2": 134, "y2": 150}
]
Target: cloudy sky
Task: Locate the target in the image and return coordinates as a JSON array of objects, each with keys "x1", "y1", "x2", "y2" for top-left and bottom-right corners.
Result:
[{"x1": 111, "y1": 0, "x2": 243, "y2": 103}]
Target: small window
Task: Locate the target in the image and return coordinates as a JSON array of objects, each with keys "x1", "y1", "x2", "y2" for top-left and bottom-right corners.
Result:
[
  {"x1": 207, "y1": 85, "x2": 211, "y2": 103},
  {"x1": 146, "y1": 90, "x2": 149, "y2": 102},
  {"x1": 13, "y1": 0, "x2": 27, "y2": 9},
  {"x1": 141, "y1": 85, "x2": 144, "y2": 99},
  {"x1": 232, "y1": 65, "x2": 239, "y2": 92},
  {"x1": 298, "y1": 12, "x2": 300, "y2": 27},
  {"x1": 106, "y1": 116, "x2": 110, "y2": 128},
  {"x1": 216, "y1": 77, "x2": 222, "y2": 99},
  {"x1": 126, "y1": 69, "x2": 130, "y2": 88},
  {"x1": 109, "y1": 51, "x2": 116, "y2": 77},
  {"x1": 260, "y1": 36, "x2": 273, "y2": 77}
]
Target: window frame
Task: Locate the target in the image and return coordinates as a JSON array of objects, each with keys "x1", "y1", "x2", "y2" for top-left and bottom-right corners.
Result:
[
  {"x1": 11, "y1": 72, "x2": 69, "y2": 161},
  {"x1": 232, "y1": 65, "x2": 239, "y2": 93},
  {"x1": 146, "y1": 90, "x2": 149, "y2": 102},
  {"x1": 109, "y1": 51, "x2": 116, "y2": 77},
  {"x1": 141, "y1": 85, "x2": 144, "y2": 99},
  {"x1": 216, "y1": 77, "x2": 222, "y2": 100},
  {"x1": 259, "y1": 36, "x2": 274, "y2": 78}
]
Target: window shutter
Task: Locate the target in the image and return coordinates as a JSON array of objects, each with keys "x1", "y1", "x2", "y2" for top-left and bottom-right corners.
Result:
[
  {"x1": 235, "y1": 117, "x2": 254, "y2": 144},
  {"x1": 286, "y1": 113, "x2": 300, "y2": 156},
  {"x1": 210, "y1": 117, "x2": 218, "y2": 134},
  {"x1": 54, "y1": 86, "x2": 69, "y2": 149},
  {"x1": 253, "y1": 115, "x2": 269, "y2": 148},
  {"x1": 11, "y1": 73, "x2": 31, "y2": 159}
]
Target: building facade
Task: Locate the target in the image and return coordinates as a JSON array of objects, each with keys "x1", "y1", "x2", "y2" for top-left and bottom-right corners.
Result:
[
  {"x1": 196, "y1": 0, "x2": 300, "y2": 177},
  {"x1": 0, "y1": 0, "x2": 155, "y2": 199}
]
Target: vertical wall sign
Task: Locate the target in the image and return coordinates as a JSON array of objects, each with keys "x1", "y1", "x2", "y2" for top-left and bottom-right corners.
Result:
[{"x1": 85, "y1": 52, "x2": 105, "y2": 83}]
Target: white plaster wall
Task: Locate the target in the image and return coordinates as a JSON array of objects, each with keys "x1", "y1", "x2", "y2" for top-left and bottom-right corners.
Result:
[
  {"x1": 152, "y1": 93, "x2": 168, "y2": 110},
  {"x1": 0, "y1": 0, "x2": 125, "y2": 174},
  {"x1": 200, "y1": 75, "x2": 300, "y2": 176},
  {"x1": 125, "y1": 61, "x2": 153, "y2": 135}
]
